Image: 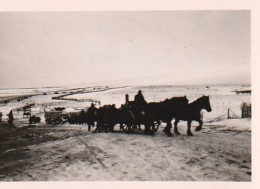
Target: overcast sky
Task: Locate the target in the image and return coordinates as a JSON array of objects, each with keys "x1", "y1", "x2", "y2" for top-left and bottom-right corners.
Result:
[{"x1": 0, "y1": 11, "x2": 250, "y2": 88}]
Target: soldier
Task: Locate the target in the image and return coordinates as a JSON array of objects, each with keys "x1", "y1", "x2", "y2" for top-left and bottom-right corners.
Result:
[
  {"x1": 7, "y1": 110, "x2": 14, "y2": 126},
  {"x1": 134, "y1": 90, "x2": 147, "y2": 106},
  {"x1": 0, "y1": 112, "x2": 2, "y2": 123}
]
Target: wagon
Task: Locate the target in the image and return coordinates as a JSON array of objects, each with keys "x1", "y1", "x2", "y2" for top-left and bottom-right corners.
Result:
[{"x1": 44, "y1": 111, "x2": 67, "y2": 124}]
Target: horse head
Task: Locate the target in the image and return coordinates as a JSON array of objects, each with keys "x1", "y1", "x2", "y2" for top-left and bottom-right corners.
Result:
[{"x1": 201, "y1": 95, "x2": 212, "y2": 112}]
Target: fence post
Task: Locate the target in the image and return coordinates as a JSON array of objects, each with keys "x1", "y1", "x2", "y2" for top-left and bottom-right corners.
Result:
[
  {"x1": 249, "y1": 105, "x2": 251, "y2": 118},
  {"x1": 227, "y1": 108, "x2": 230, "y2": 119}
]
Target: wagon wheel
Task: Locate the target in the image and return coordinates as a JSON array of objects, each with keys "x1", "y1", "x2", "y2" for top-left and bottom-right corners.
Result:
[
  {"x1": 153, "y1": 122, "x2": 160, "y2": 132},
  {"x1": 129, "y1": 124, "x2": 135, "y2": 133},
  {"x1": 149, "y1": 122, "x2": 160, "y2": 135},
  {"x1": 122, "y1": 124, "x2": 128, "y2": 132},
  {"x1": 119, "y1": 123, "x2": 124, "y2": 130},
  {"x1": 123, "y1": 124, "x2": 134, "y2": 134}
]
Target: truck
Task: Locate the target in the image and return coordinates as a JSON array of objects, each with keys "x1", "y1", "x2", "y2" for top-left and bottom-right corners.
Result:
[{"x1": 44, "y1": 111, "x2": 67, "y2": 124}]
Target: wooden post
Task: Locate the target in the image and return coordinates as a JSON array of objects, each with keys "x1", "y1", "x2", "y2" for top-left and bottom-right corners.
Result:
[
  {"x1": 227, "y1": 109, "x2": 230, "y2": 119},
  {"x1": 249, "y1": 105, "x2": 251, "y2": 118}
]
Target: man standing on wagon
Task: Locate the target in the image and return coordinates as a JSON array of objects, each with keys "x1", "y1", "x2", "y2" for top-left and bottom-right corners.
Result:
[{"x1": 134, "y1": 90, "x2": 147, "y2": 107}]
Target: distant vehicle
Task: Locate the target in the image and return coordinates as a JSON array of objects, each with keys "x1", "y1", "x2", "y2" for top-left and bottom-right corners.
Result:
[
  {"x1": 29, "y1": 115, "x2": 41, "y2": 124},
  {"x1": 54, "y1": 107, "x2": 65, "y2": 112},
  {"x1": 44, "y1": 111, "x2": 67, "y2": 124},
  {"x1": 233, "y1": 90, "x2": 251, "y2": 94}
]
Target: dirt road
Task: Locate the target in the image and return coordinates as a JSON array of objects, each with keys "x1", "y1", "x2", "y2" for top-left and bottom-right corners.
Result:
[{"x1": 0, "y1": 123, "x2": 251, "y2": 181}]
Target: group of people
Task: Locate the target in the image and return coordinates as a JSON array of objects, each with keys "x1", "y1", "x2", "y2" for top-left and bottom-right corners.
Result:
[{"x1": 0, "y1": 110, "x2": 13, "y2": 126}]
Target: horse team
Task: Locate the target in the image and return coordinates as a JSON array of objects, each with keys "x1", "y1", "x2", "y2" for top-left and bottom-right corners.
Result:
[{"x1": 80, "y1": 91, "x2": 212, "y2": 137}]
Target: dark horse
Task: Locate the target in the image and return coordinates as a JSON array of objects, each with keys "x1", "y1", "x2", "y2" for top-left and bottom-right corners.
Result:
[
  {"x1": 95, "y1": 104, "x2": 135, "y2": 133},
  {"x1": 173, "y1": 95, "x2": 212, "y2": 136},
  {"x1": 120, "y1": 96, "x2": 189, "y2": 136},
  {"x1": 144, "y1": 96, "x2": 189, "y2": 136},
  {"x1": 95, "y1": 105, "x2": 117, "y2": 133}
]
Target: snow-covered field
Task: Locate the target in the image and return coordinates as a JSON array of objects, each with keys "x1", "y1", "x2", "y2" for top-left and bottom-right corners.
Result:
[{"x1": 0, "y1": 84, "x2": 251, "y2": 181}]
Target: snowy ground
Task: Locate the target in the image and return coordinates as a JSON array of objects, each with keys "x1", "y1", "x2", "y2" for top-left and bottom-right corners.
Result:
[
  {"x1": 0, "y1": 121, "x2": 251, "y2": 181},
  {"x1": 0, "y1": 84, "x2": 251, "y2": 181}
]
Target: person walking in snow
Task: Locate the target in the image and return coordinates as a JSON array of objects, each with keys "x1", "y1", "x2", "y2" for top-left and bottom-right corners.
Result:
[
  {"x1": 0, "y1": 112, "x2": 2, "y2": 124},
  {"x1": 7, "y1": 110, "x2": 14, "y2": 126}
]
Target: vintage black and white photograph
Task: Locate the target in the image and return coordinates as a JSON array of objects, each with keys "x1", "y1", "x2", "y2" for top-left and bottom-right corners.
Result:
[{"x1": 0, "y1": 11, "x2": 251, "y2": 181}]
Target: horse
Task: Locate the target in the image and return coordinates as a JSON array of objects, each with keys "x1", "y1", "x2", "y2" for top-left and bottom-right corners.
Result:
[
  {"x1": 144, "y1": 96, "x2": 189, "y2": 136},
  {"x1": 86, "y1": 105, "x2": 99, "y2": 131},
  {"x1": 95, "y1": 105, "x2": 118, "y2": 133},
  {"x1": 78, "y1": 110, "x2": 88, "y2": 124},
  {"x1": 94, "y1": 104, "x2": 136, "y2": 133},
  {"x1": 173, "y1": 95, "x2": 212, "y2": 136},
  {"x1": 67, "y1": 112, "x2": 80, "y2": 124},
  {"x1": 120, "y1": 96, "x2": 189, "y2": 136},
  {"x1": 122, "y1": 101, "x2": 146, "y2": 131},
  {"x1": 118, "y1": 104, "x2": 136, "y2": 133}
]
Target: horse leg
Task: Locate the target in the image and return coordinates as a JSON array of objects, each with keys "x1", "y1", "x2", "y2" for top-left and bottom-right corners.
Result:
[
  {"x1": 131, "y1": 122, "x2": 135, "y2": 133},
  {"x1": 94, "y1": 123, "x2": 99, "y2": 133},
  {"x1": 153, "y1": 121, "x2": 160, "y2": 132},
  {"x1": 120, "y1": 123, "x2": 124, "y2": 130},
  {"x1": 97, "y1": 122, "x2": 102, "y2": 133},
  {"x1": 127, "y1": 124, "x2": 132, "y2": 134},
  {"x1": 195, "y1": 120, "x2": 203, "y2": 131},
  {"x1": 128, "y1": 124, "x2": 134, "y2": 134},
  {"x1": 187, "y1": 120, "x2": 193, "y2": 136},
  {"x1": 144, "y1": 123, "x2": 150, "y2": 135},
  {"x1": 174, "y1": 119, "x2": 180, "y2": 135},
  {"x1": 133, "y1": 119, "x2": 138, "y2": 130},
  {"x1": 110, "y1": 124, "x2": 115, "y2": 133},
  {"x1": 164, "y1": 121, "x2": 172, "y2": 137},
  {"x1": 150, "y1": 123, "x2": 155, "y2": 135},
  {"x1": 105, "y1": 124, "x2": 108, "y2": 133}
]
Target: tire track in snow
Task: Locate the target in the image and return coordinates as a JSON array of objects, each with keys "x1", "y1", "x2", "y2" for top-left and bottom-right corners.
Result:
[
  {"x1": 76, "y1": 136, "x2": 109, "y2": 169},
  {"x1": 148, "y1": 136, "x2": 197, "y2": 180}
]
